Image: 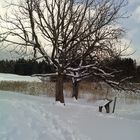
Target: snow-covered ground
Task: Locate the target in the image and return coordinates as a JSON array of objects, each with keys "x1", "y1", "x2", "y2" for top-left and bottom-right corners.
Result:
[
  {"x1": 0, "y1": 73, "x2": 40, "y2": 82},
  {"x1": 0, "y1": 73, "x2": 140, "y2": 139},
  {"x1": 0, "y1": 90, "x2": 140, "y2": 140}
]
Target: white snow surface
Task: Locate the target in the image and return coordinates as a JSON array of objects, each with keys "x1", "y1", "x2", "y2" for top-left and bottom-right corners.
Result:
[
  {"x1": 0, "y1": 91, "x2": 140, "y2": 140},
  {"x1": 0, "y1": 73, "x2": 40, "y2": 82}
]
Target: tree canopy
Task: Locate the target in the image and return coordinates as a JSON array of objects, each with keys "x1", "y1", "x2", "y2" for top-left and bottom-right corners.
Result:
[{"x1": 0, "y1": 0, "x2": 138, "y2": 103}]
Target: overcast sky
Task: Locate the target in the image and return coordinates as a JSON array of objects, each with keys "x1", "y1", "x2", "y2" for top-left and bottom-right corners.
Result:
[
  {"x1": 0, "y1": 0, "x2": 140, "y2": 63},
  {"x1": 123, "y1": 0, "x2": 140, "y2": 63}
]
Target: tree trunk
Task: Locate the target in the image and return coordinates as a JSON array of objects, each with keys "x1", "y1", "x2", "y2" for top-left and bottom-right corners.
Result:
[
  {"x1": 72, "y1": 80, "x2": 79, "y2": 100},
  {"x1": 55, "y1": 74, "x2": 65, "y2": 103}
]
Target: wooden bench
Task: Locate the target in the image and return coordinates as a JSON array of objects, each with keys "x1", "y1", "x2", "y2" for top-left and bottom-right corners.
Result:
[{"x1": 98, "y1": 99, "x2": 113, "y2": 113}]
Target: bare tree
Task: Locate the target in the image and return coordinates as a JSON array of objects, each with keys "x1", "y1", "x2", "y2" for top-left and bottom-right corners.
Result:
[{"x1": 0, "y1": 0, "x2": 131, "y2": 103}]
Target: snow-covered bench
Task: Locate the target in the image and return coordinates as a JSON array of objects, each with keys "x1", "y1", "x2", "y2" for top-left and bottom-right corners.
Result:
[{"x1": 98, "y1": 99, "x2": 113, "y2": 113}]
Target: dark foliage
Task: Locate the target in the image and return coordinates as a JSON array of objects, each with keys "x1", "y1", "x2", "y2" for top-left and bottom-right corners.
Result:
[
  {"x1": 102, "y1": 57, "x2": 138, "y2": 82},
  {"x1": 0, "y1": 58, "x2": 55, "y2": 76},
  {"x1": 0, "y1": 57, "x2": 140, "y2": 83}
]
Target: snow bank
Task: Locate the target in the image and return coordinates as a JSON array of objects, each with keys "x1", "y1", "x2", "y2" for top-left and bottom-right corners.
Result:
[
  {"x1": 0, "y1": 73, "x2": 40, "y2": 82},
  {"x1": 0, "y1": 90, "x2": 140, "y2": 140}
]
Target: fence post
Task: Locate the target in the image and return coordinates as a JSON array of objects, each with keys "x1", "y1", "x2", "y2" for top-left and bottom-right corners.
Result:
[{"x1": 112, "y1": 97, "x2": 117, "y2": 113}]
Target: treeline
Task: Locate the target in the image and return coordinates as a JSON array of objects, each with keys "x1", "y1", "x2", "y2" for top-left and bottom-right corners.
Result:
[
  {"x1": 0, "y1": 57, "x2": 140, "y2": 82},
  {"x1": 104, "y1": 57, "x2": 139, "y2": 83},
  {"x1": 0, "y1": 58, "x2": 55, "y2": 75}
]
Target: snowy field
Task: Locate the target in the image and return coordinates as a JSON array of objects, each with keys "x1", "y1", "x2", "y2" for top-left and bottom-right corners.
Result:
[
  {"x1": 0, "y1": 73, "x2": 140, "y2": 140},
  {"x1": 0, "y1": 90, "x2": 140, "y2": 140},
  {"x1": 0, "y1": 73, "x2": 40, "y2": 82}
]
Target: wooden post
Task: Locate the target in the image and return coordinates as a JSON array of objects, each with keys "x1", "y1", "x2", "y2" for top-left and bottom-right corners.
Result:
[
  {"x1": 104, "y1": 104, "x2": 110, "y2": 113},
  {"x1": 99, "y1": 106, "x2": 103, "y2": 112},
  {"x1": 112, "y1": 97, "x2": 117, "y2": 113}
]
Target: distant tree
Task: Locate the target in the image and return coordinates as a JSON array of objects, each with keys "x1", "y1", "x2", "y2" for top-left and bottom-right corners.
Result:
[
  {"x1": 32, "y1": 61, "x2": 39, "y2": 74},
  {"x1": 105, "y1": 57, "x2": 136, "y2": 81},
  {"x1": 0, "y1": 58, "x2": 55, "y2": 75},
  {"x1": 0, "y1": 60, "x2": 6, "y2": 73},
  {"x1": 14, "y1": 58, "x2": 25, "y2": 75},
  {"x1": 135, "y1": 65, "x2": 140, "y2": 82}
]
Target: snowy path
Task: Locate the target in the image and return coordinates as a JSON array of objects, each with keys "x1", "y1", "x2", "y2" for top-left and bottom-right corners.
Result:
[
  {"x1": 0, "y1": 91, "x2": 140, "y2": 140},
  {"x1": 0, "y1": 91, "x2": 80, "y2": 140}
]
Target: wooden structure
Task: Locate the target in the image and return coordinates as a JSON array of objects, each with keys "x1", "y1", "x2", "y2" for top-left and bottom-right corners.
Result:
[{"x1": 98, "y1": 99, "x2": 113, "y2": 113}]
